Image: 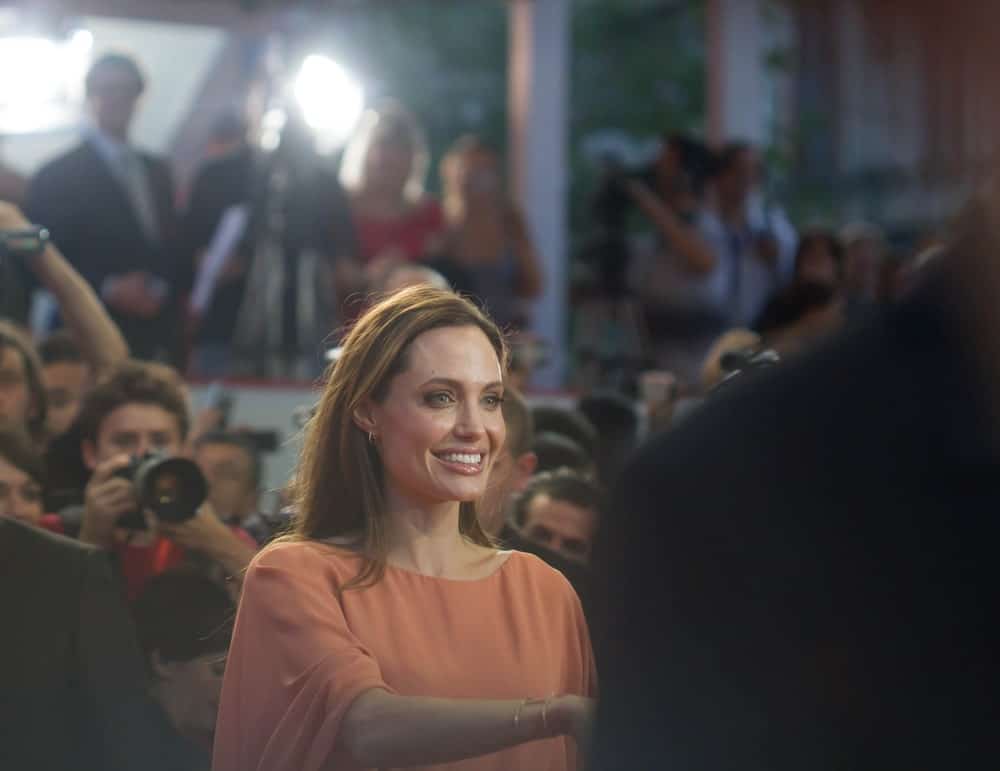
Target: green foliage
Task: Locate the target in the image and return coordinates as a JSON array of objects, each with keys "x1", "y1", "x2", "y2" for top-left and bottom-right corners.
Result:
[
  {"x1": 570, "y1": 0, "x2": 707, "y2": 232},
  {"x1": 301, "y1": 0, "x2": 509, "y2": 193}
]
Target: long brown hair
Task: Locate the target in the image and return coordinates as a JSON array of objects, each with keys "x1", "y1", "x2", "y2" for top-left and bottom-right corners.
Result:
[
  {"x1": 0, "y1": 320, "x2": 47, "y2": 444},
  {"x1": 291, "y1": 285, "x2": 509, "y2": 590}
]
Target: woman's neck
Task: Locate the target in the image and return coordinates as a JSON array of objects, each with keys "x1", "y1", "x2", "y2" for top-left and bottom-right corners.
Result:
[{"x1": 382, "y1": 498, "x2": 473, "y2": 577}]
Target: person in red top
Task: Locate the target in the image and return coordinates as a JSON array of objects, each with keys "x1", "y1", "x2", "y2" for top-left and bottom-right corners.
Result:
[
  {"x1": 339, "y1": 102, "x2": 445, "y2": 278},
  {"x1": 75, "y1": 360, "x2": 255, "y2": 599}
]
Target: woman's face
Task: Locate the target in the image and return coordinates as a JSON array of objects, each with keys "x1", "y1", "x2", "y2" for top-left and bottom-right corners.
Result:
[
  {"x1": 363, "y1": 134, "x2": 415, "y2": 196},
  {"x1": 365, "y1": 325, "x2": 506, "y2": 510},
  {"x1": 0, "y1": 455, "x2": 43, "y2": 525}
]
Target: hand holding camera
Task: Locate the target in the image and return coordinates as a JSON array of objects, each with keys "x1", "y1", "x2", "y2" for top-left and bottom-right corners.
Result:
[
  {"x1": 157, "y1": 503, "x2": 238, "y2": 553},
  {"x1": 81, "y1": 451, "x2": 208, "y2": 546},
  {"x1": 81, "y1": 454, "x2": 139, "y2": 547}
]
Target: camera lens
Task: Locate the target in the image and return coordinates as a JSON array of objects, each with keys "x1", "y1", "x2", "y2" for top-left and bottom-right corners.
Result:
[{"x1": 134, "y1": 455, "x2": 208, "y2": 523}]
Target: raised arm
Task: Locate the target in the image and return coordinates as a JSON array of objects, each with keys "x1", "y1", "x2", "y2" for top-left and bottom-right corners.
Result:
[
  {"x1": 624, "y1": 179, "x2": 717, "y2": 275},
  {"x1": 0, "y1": 202, "x2": 128, "y2": 376}
]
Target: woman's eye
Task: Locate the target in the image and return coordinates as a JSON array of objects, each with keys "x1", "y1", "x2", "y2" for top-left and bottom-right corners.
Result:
[
  {"x1": 483, "y1": 394, "x2": 504, "y2": 409},
  {"x1": 426, "y1": 392, "x2": 455, "y2": 407}
]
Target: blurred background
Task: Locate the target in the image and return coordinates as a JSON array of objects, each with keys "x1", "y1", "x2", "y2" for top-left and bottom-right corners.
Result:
[{"x1": 1, "y1": 0, "x2": 981, "y2": 502}]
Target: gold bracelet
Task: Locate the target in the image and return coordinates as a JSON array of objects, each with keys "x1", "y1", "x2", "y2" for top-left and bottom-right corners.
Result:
[
  {"x1": 514, "y1": 697, "x2": 552, "y2": 737},
  {"x1": 513, "y1": 698, "x2": 529, "y2": 731}
]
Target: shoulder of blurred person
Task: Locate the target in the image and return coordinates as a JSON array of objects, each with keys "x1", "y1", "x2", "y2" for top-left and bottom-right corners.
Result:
[
  {"x1": 132, "y1": 569, "x2": 235, "y2": 768},
  {"x1": 589, "y1": 267, "x2": 997, "y2": 769},
  {"x1": 183, "y1": 145, "x2": 254, "y2": 243},
  {"x1": 0, "y1": 516, "x2": 192, "y2": 770}
]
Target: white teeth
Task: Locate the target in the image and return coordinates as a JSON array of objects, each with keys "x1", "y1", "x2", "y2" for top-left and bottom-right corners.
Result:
[{"x1": 441, "y1": 453, "x2": 482, "y2": 465}]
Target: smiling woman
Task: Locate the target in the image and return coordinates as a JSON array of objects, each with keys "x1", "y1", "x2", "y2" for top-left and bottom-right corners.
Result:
[{"x1": 214, "y1": 285, "x2": 597, "y2": 771}]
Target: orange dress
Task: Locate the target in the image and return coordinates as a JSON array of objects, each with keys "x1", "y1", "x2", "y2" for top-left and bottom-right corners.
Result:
[{"x1": 213, "y1": 540, "x2": 596, "y2": 771}]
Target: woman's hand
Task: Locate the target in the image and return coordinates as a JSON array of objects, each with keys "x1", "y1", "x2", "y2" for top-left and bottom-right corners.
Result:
[{"x1": 548, "y1": 695, "x2": 596, "y2": 745}]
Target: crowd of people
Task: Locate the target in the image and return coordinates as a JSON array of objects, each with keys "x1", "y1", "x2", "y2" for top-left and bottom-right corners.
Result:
[{"x1": 0, "y1": 47, "x2": 979, "y2": 771}]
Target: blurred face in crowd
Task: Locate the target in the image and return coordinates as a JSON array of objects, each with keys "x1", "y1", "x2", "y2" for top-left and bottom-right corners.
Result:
[
  {"x1": 88, "y1": 62, "x2": 143, "y2": 140},
  {"x1": 844, "y1": 238, "x2": 885, "y2": 299},
  {"x1": 656, "y1": 141, "x2": 699, "y2": 213},
  {"x1": 153, "y1": 651, "x2": 227, "y2": 749},
  {"x1": 797, "y1": 238, "x2": 841, "y2": 289},
  {"x1": 382, "y1": 265, "x2": 448, "y2": 294},
  {"x1": 521, "y1": 493, "x2": 597, "y2": 563},
  {"x1": 0, "y1": 345, "x2": 31, "y2": 431},
  {"x1": 456, "y1": 149, "x2": 501, "y2": 204},
  {"x1": 364, "y1": 132, "x2": 415, "y2": 198},
  {"x1": 479, "y1": 441, "x2": 537, "y2": 536},
  {"x1": 195, "y1": 442, "x2": 258, "y2": 521},
  {"x1": 360, "y1": 325, "x2": 506, "y2": 510},
  {"x1": 718, "y1": 147, "x2": 759, "y2": 203},
  {"x1": 656, "y1": 141, "x2": 684, "y2": 182},
  {"x1": 83, "y1": 403, "x2": 184, "y2": 469},
  {"x1": 43, "y1": 360, "x2": 90, "y2": 438},
  {"x1": 0, "y1": 455, "x2": 43, "y2": 525}
]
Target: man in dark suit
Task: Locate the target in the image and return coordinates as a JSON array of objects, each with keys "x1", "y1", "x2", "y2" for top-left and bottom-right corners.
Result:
[
  {"x1": 0, "y1": 516, "x2": 188, "y2": 769},
  {"x1": 26, "y1": 53, "x2": 180, "y2": 362},
  {"x1": 588, "y1": 237, "x2": 997, "y2": 768}
]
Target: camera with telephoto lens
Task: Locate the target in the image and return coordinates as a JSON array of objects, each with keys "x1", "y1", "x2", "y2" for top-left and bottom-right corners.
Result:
[
  {"x1": 0, "y1": 227, "x2": 49, "y2": 264},
  {"x1": 710, "y1": 347, "x2": 781, "y2": 396},
  {"x1": 114, "y1": 451, "x2": 208, "y2": 530}
]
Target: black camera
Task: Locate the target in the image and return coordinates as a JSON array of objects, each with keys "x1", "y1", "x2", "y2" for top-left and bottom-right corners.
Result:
[
  {"x1": 710, "y1": 347, "x2": 781, "y2": 396},
  {"x1": 0, "y1": 227, "x2": 49, "y2": 263},
  {"x1": 114, "y1": 452, "x2": 208, "y2": 530}
]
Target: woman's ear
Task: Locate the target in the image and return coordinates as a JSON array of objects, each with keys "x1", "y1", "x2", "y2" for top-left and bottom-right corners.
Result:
[{"x1": 351, "y1": 398, "x2": 377, "y2": 435}]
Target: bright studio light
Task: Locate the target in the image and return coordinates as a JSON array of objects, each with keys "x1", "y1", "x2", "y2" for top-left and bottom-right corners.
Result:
[
  {"x1": 293, "y1": 54, "x2": 363, "y2": 152},
  {"x1": 0, "y1": 31, "x2": 91, "y2": 134}
]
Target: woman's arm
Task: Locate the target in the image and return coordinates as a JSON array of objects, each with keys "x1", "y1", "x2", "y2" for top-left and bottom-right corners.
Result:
[
  {"x1": 507, "y1": 207, "x2": 545, "y2": 298},
  {"x1": 0, "y1": 203, "x2": 129, "y2": 375},
  {"x1": 341, "y1": 688, "x2": 592, "y2": 768},
  {"x1": 624, "y1": 180, "x2": 717, "y2": 275}
]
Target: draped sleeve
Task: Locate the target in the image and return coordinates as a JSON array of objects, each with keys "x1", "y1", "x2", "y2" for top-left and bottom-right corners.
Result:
[{"x1": 212, "y1": 542, "x2": 391, "y2": 771}]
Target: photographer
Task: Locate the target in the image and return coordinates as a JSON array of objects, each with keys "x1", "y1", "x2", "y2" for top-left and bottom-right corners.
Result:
[
  {"x1": 75, "y1": 361, "x2": 255, "y2": 599},
  {"x1": 591, "y1": 136, "x2": 725, "y2": 383},
  {"x1": 696, "y1": 142, "x2": 798, "y2": 327},
  {"x1": 193, "y1": 430, "x2": 289, "y2": 546}
]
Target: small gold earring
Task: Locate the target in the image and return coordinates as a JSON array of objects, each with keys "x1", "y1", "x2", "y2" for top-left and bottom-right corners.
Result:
[{"x1": 368, "y1": 431, "x2": 377, "y2": 444}]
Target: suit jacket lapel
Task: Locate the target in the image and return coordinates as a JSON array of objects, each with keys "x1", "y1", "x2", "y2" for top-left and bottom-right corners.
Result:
[{"x1": 80, "y1": 141, "x2": 154, "y2": 250}]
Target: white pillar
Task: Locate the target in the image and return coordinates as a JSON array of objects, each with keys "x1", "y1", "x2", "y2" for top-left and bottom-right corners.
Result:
[
  {"x1": 707, "y1": 0, "x2": 769, "y2": 145},
  {"x1": 508, "y1": 0, "x2": 570, "y2": 388}
]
